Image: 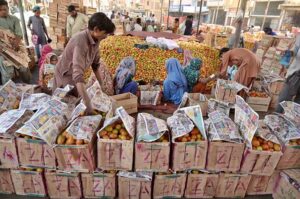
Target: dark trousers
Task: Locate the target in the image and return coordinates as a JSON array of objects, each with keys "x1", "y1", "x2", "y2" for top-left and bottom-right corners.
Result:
[{"x1": 276, "y1": 72, "x2": 300, "y2": 113}]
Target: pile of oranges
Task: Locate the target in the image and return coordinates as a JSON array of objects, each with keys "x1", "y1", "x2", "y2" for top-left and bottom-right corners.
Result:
[
  {"x1": 56, "y1": 131, "x2": 89, "y2": 145},
  {"x1": 289, "y1": 139, "x2": 300, "y2": 146},
  {"x1": 99, "y1": 121, "x2": 132, "y2": 140},
  {"x1": 175, "y1": 128, "x2": 204, "y2": 142},
  {"x1": 251, "y1": 136, "x2": 281, "y2": 151},
  {"x1": 249, "y1": 91, "x2": 269, "y2": 98}
]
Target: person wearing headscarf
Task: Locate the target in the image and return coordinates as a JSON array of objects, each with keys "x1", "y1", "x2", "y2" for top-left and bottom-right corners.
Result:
[
  {"x1": 38, "y1": 44, "x2": 53, "y2": 68},
  {"x1": 163, "y1": 58, "x2": 188, "y2": 104},
  {"x1": 39, "y1": 53, "x2": 58, "y2": 88},
  {"x1": 276, "y1": 34, "x2": 300, "y2": 113},
  {"x1": 183, "y1": 50, "x2": 193, "y2": 67},
  {"x1": 183, "y1": 58, "x2": 202, "y2": 92},
  {"x1": 114, "y1": 57, "x2": 138, "y2": 95},
  {"x1": 220, "y1": 48, "x2": 261, "y2": 87}
]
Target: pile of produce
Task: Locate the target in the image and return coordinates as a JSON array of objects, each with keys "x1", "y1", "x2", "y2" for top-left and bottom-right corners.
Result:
[
  {"x1": 249, "y1": 91, "x2": 269, "y2": 98},
  {"x1": 100, "y1": 36, "x2": 221, "y2": 91},
  {"x1": 175, "y1": 127, "x2": 204, "y2": 142},
  {"x1": 251, "y1": 135, "x2": 281, "y2": 151},
  {"x1": 99, "y1": 120, "x2": 132, "y2": 140}
]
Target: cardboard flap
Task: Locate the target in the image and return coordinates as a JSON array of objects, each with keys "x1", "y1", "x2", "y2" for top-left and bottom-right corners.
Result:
[
  {"x1": 0, "y1": 109, "x2": 33, "y2": 138},
  {"x1": 234, "y1": 96, "x2": 259, "y2": 148},
  {"x1": 280, "y1": 101, "x2": 300, "y2": 128},
  {"x1": 53, "y1": 84, "x2": 74, "y2": 99},
  {"x1": 137, "y1": 113, "x2": 168, "y2": 142},
  {"x1": 66, "y1": 115, "x2": 102, "y2": 142},
  {"x1": 0, "y1": 80, "x2": 22, "y2": 111},
  {"x1": 86, "y1": 81, "x2": 113, "y2": 114},
  {"x1": 19, "y1": 93, "x2": 51, "y2": 111},
  {"x1": 264, "y1": 114, "x2": 300, "y2": 145},
  {"x1": 208, "y1": 111, "x2": 242, "y2": 143}
]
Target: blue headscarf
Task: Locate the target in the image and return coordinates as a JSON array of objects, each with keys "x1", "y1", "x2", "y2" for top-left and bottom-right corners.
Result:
[
  {"x1": 114, "y1": 57, "x2": 136, "y2": 94},
  {"x1": 163, "y1": 58, "x2": 188, "y2": 104}
]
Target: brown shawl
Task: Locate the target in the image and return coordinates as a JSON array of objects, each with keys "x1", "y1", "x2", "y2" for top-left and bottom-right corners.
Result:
[{"x1": 221, "y1": 48, "x2": 261, "y2": 87}]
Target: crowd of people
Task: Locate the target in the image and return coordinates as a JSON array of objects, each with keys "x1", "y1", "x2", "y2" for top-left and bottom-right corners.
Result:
[{"x1": 0, "y1": 0, "x2": 300, "y2": 114}]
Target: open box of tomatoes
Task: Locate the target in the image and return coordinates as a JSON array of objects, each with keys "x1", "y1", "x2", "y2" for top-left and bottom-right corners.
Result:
[
  {"x1": 97, "y1": 107, "x2": 135, "y2": 171},
  {"x1": 240, "y1": 121, "x2": 282, "y2": 176},
  {"x1": 54, "y1": 115, "x2": 102, "y2": 172},
  {"x1": 167, "y1": 105, "x2": 208, "y2": 172},
  {"x1": 246, "y1": 89, "x2": 271, "y2": 112},
  {"x1": 135, "y1": 113, "x2": 170, "y2": 172}
]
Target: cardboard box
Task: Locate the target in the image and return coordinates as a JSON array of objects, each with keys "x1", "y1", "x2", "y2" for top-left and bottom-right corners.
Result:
[
  {"x1": 153, "y1": 172, "x2": 187, "y2": 199},
  {"x1": 181, "y1": 93, "x2": 209, "y2": 116},
  {"x1": 215, "y1": 173, "x2": 251, "y2": 198},
  {"x1": 111, "y1": 93, "x2": 138, "y2": 114},
  {"x1": 16, "y1": 137, "x2": 56, "y2": 169},
  {"x1": 0, "y1": 169, "x2": 14, "y2": 194},
  {"x1": 276, "y1": 146, "x2": 300, "y2": 169},
  {"x1": 11, "y1": 169, "x2": 47, "y2": 197},
  {"x1": 171, "y1": 141, "x2": 207, "y2": 172},
  {"x1": 184, "y1": 172, "x2": 219, "y2": 198},
  {"x1": 45, "y1": 171, "x2": 82, "y2": 199},
  {"x1": 55, "y1": 134, "x2": 96, "y2": 172},
  {"x1": 247, "y1": 171, "x2": 280, "y2": 195},
  {"x1": 273, "y1": 169, "x2": 300, "y2": 199},
  {"x1": 240, "y1": 148, "x2": 282, "y2": 176},
  {"x1": 135, "y1": 139, "x2": 170, "y2": 172},
  {"x1": 81, "y1": 172, "x2": 116, "y2": 198},
  {"x1": 246, "y1": 95, "x2": 271, "y2": 112},
  {"x1": 0, "y1": 138, "x2": 19, "y2": 169},
  {"x1": 206, "y1": 141, "x2": 245, "y2": 172},
  {"x1": 97, "y1": 139, "x2": 133, "y2": 171},
  {"x1": 215, "y1": 86, "x2": 237, "y2": 104},
  {"x1": 118, "y1": 172, "x2": 152, "y2": 199}
]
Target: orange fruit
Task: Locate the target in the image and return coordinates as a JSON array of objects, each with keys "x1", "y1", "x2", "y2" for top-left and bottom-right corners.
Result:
[
  {"x1": 102, "y1": 135, "x2": 110, "y2": 139},
  {"x1": 274, "y1": 144, "x2": 281, "y2": 151},
  {"x1": 118, "y1": 135, "x2": 127, "y2": 140},
  {"x1": 256, "y1": 146, "x2": 263, "y2": 151},
  {"x1": 267, "y1": 141, "x2": 274, "y2": 149},
  {"x1": 62, "y1": 131, "x2": 68, "y2": 136},
  {"x1": 258, "y1": 137, "x2": 264, "y2": 145},
  {"x1": 182, "y1": 137, "x2": 188, "y2": 142},
  {"x1": 120, "y1": 129, "x2": 128, "y2": 136},
  {"x1": 262, "y1": 144, "x2": 269, "y2": 151},
  {"x1": 76, "y1": 139, "x2": 84, "y2": 145},
  {"x1": 252, "y1": 140, "x2": 260, "y2": 147},
  {"x1": 126, "y1": 135, "x2": 131, "y2": 140},
  {"x1": 191, "y1": 128, "x2": 199, "y2": 135},
  {"x1": 56, "y1": 135, "x2": 66, "y2": 145},
  {"x1": 99, "y1": 131, "x2": 108, "y2": 137},
  {"x1": 191, "y1": 135, "x2": 197, "y2": 140},
  {"x1": 109, "y1": 134, "x2": 118, "y2": 139},
  {"x1": 65, "y1": 137, "x2": 75, "y2": 145},
  {"x1": 297, "y1": 139, "x2": 300, "y2": 145}
]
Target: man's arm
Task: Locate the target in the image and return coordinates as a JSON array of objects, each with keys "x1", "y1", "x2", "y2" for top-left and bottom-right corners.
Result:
[
  {"x1": 72, "y1": 45, "x2": 94, "y2": 114},
  {"x1": 91, "y1": 48, "x2": 101, "y2": 83}
]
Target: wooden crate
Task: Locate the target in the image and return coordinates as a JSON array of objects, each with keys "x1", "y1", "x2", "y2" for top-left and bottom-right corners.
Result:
[
  {"x1": 0, "y1": 138, "x2": 19, "y2": 169},
  {"x1": 153, "y1": 172, "x2": 187, "y2": 199},
  {"x1": 247, "y1": 171, "x2": 279, "y2": 195},
  {"x1": 55, "y1": 134, "x2": 96, "y2": 172},
  {"x1": 273, "y1": 170, "x2": 300, "y2": 199},
  {"x1": 45, "y1": 171, "x2": 82, "y2": 199},
  {"x1": 0, "y1": 169, "x2": 14, "y2": 194},
  {"x1": 246, "y1": 95, "x2": 271, "y2": 112},
  {"x1": 118, "y1": 172, "x2": 152, "y2": 199},
  {"x1": 206, "y1": 141, "x2": 245, "y2": 172},
  {"x1": 216, "y1": 173, "x2": 251, "y2": 198},
  {"x1": 171, "y1": 140, "x2": 207, "y2": 172},
  {"x1": 11, "y1": 169, "x2": 47, "y2": 197},
  {"x1": 97, "y1": 139, "x2": 133, "y2": 171},
  {"x1": 240, "y1": 148, "x2": 282, "y2": 176},
  {"x1": 16, "y1": 137, "x2": 56, "y2": 169},
  {"x1": 184, "y1": 172, "x2": 219, "y2": 198},
  {"x1": 81, "y1": 172, "x2": 116, "y2": 198},
  {"x1": 276, "y1": 145, "x2": 300, "y2": 169},
  {"x1": 111, "y1": 93, "x2": 138, "y2": 114},
  {"x1": 135, "y1": 139, "x2": 170, "y2": 172},
  {"x1": 215, "y1": 83, "x2": 238, "y2": 104}
]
